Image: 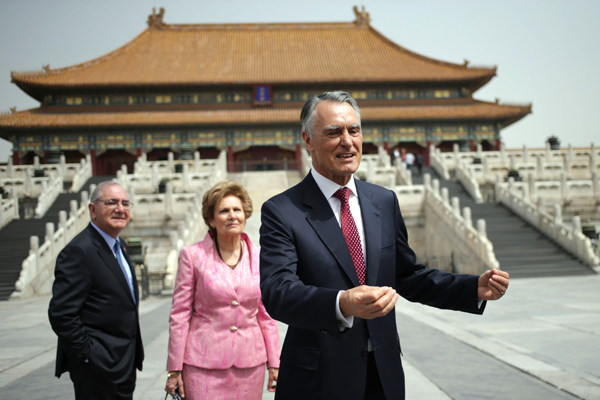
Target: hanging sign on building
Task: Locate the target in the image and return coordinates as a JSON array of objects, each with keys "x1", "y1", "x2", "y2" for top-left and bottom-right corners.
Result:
[{"x1": 253, "y1": 85, "x2": 272, "y2": 106}]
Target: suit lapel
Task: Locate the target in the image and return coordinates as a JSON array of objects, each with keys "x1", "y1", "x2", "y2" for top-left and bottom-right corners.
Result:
[
  {"x1": 120, "y1": 241, "x2": 139, "y2": 304},
  {"x1": 302, "y1": 174, "x2": 360, "y2": 287},
  {"x1": 356, "y1": 180, "x2": 383, "y2": 286},
  {"x1": 87, "y1": 225, "x2": 136, "y2": 305}
]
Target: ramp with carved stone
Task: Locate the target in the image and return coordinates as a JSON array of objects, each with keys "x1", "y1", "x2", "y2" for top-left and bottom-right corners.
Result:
[{"x1": 416, "y1": 167, "x2": 594, "y2": 278}]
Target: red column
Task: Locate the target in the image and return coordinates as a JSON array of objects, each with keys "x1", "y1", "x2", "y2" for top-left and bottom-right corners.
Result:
[
  {"x1": 469, "y1": 140, "x2": 476, "y2": 152},
  {"x1": 11, "y1": 150, "x2": 20, "y2": 165},
  {"x1": 424, "y1": 141, "x2": 431, "y2": 166},
  {"x1": 41, "y1": 151, "x2": 47, "y2": 165},
  {"x1": 136, "y1": 148, "x2": 143, "y2": 158},
  {"x1": 90, "y1": 150, "x2": 97, "y2": 176},
  {"x1": 295, "y1": 144, "x2": 302, "y2": 171},
  {"x1": 495, "y1": 139, "x2": 502, "y2": 151},
  {"x1": 227, "y1": 146, "x2": 234, "y2": 173}
]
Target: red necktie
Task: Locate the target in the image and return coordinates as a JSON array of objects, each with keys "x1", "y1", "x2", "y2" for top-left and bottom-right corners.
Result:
[{"x1": 333, "y1": 187, "x2": 366, "y2": 285}]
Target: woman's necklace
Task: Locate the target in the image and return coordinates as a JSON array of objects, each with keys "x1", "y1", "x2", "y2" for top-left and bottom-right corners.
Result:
[{"x1": 215, "y1": 240, "x2": 243, "y2": 269}]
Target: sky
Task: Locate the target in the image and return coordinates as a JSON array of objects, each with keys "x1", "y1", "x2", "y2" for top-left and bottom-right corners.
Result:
[{"x1": 1, "y1": 0, "x2": 599, "y2": 163}]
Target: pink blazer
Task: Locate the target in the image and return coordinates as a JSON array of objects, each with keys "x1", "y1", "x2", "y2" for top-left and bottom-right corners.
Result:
[{"x1": 167, "y1": 232, "x2": 280, "y2": 371}]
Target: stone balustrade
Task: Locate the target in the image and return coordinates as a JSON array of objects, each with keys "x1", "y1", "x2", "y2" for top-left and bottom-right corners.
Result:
[
  {"x1": 455, "y1": 160, "x2": 484, "y2": 204},
  {"x1": 0, "y1": 189, "x2": 19, "y2": 228},
  {"x1": 11, "y1": 191, "x2": 91, "y2": 299},
  {"x1": 423, "y1": 175, "x2": 499, "y2": 274},
  {"x1": 496, "y1": 178, "x2": 599, "y2": 267},
  {"x1": 429, "y1": 145, "x2": 451, "y2": 180},
  {"x1": 34, "y1": 171, "x2": 63, "y2": 218},
  {"x1": 434, "y1": 143, "x2": 599, "y2": 184},
  {"x1": 69, "y1": 154, "x2": 93, "y2": 193},
  {"x1": 120, "y1": 150, "x2": 226, "y2": 194},
  {"x1": 0, "y1": 154, "x2": 92, "y2": 219}
]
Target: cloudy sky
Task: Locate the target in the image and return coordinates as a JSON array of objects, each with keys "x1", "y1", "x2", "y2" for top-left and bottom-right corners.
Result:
[{"x1": 1, "y1": 0, "x2": 598, "y2": 162}]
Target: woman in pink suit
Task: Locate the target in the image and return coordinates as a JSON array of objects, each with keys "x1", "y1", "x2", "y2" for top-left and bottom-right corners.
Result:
[{"x1": 165, "y1": 181, "x2": 280, "y2": 399}]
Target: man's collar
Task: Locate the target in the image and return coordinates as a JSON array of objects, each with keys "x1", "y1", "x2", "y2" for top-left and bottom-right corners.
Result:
[
  {"x1": 310, "y1": 168, "x2": 358, "y2": 199},
  {"x1": 90, "y1": 222, "x2": 118, "y2": 249}
]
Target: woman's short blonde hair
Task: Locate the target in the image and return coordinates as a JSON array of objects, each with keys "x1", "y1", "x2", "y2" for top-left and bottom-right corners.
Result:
[{"x1": 202, "y1": 181, "x2": 253, "y2": 230}]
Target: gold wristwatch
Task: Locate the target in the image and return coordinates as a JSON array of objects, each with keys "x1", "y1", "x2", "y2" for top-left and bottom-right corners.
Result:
[{"x1": 167, "y1": 371, "x2": 180, "y2": 378}]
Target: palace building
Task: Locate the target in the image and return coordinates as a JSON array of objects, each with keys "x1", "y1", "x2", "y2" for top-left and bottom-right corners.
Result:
[{"x1": 0, "y1": 7, "x2": 531, "y2": 175}]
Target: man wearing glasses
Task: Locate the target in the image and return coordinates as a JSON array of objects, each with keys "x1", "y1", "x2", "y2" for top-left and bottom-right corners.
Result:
[{"x1": 49, "y1": 181, "x2": 144, "y2": 400}]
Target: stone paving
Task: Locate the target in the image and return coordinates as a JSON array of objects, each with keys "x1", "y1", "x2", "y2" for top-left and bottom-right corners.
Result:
[{"x1": 1, "y1": 171, "x2": 599, "y2": 399}]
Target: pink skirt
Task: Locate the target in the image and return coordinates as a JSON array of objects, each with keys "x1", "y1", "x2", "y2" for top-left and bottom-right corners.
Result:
[{"x1": 181, "y1": 363, "x2": 265, "y2": 400}]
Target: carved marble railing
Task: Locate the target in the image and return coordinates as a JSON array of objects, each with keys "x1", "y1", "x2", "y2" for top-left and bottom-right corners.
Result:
[
  {"x1": 433, "y1": 143, "x2": 599, "y2": 184},
  {"x1": 0, "y1": 154, "x2": 88, "y2": 182},
  {"x1": 423, "y1": 174, "x2": 499, "y2": 274},
  {"x1": 11, "y1": 191, "x2": 91, "y2": 299},
  {"x1": 496, "y1": 178, "x2": 599, "y2": 267},
  {"x1": 34, "y1": 171, "x2": 63, "y2": 218},
  {"x1": 429, "y1": 144, "x2": 451, "y2": 180},
  {"x1": 69, "y1": 154, "x2": 93, "y2": 193},
  {"x1": 120, "y1": 151, "x2": 226, "y2": 194},
  {"x1": 455, "y1": 160, "x2": 483, "y2": 204},
  {"x1": 0, "y1": 189, "x2": 19, "y2": 229}
]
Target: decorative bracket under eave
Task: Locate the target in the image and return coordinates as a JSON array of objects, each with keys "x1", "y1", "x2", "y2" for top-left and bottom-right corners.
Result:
[
  {"x1": 148, "y1": 7, "x2": 165, "y2": 30},
  {"x1": 353, "y1": 6, "x2": 370, "y2": 27}
]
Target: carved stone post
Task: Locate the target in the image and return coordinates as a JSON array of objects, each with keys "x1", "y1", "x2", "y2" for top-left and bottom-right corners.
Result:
[
  {"x1": 46, "y1": 222, "x2": 55, "y2": 259},
  {"x1": 451, "y1": 197, "x2": 460, "y2": 216},
  {"x1": 477, "y1": 219, "x2": 487, "y2": 239},
  {"x1": 70, "y1": 200, "x2": 78, "y2": 220},
  {"x1": 528, "y1": 172, "x2": 536, "y2": 200},
  {"x1": 194, "y1": 151, "x2": 201, "y2": 172},
  {"x1": 568, "y1": 144, "x2": 574, "y2": 162},
  {"x1": 165, "y1": 181, "x2": 173, "y2": 217},
  {"x1": 442, "y1": 188, "x2": 449, "y2": 205},
  {"x1": 593, "y1": 171, "x2": 599, "y2": 197},
  {"x1": 30, "y1": 236, "x2": 40, "y2": 274},
  {"x1": 522, "y1": 145, "x2": 529, "y2": 164},
  {"x1": 560, "y1": 171, "x2": 568, "y2": 201},
  {"x1": 168, "y1": 152, "x2": 174, "y2": 173},
  {"x1": 423, "y1": 173, "x2": 431, "y2": 189},
  {"x1": 463, "y1": 207, "x2": 472, "y2": 228}
]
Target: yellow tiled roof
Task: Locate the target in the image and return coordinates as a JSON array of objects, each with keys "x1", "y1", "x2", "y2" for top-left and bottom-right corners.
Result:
[
  {"x1": 11, "y1": 19, "x2": 495, "y2": 88},
  {"x1": 0, "y1": 101, "x2": 530, "y2": 129}
]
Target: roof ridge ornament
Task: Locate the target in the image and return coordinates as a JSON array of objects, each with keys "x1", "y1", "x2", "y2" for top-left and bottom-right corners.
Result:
[
  {"x1": 353, "y1": 6, "x2": 370, "y2": 27},
  {"x1": 147, "y1": 7, "x2": 165, "y2": 30}
]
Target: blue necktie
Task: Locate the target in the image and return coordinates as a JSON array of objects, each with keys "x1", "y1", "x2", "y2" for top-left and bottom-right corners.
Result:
[{"x1": 114, "y1": 240, "x2": 136, "y2": 302}]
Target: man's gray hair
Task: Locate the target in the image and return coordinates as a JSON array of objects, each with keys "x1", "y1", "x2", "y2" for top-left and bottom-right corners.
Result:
[
  {"x1": 90, "y1": 181, "x2": 128, "y2": 204},
  {"x1": 300, "y1": 91, "x2": 361, "y2": 138}
]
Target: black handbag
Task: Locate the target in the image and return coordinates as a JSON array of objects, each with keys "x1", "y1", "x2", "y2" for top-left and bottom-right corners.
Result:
[{"x1": 165, "y1": 388, "x2": 182, "y2": 400}]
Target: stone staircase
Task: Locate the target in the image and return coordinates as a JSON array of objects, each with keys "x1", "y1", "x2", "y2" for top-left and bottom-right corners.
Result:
[
  {"x1": 0, "y1": 176, "x2": 109, "y2": 300},
  {"x1": 415, "y1": 167, "x2": 594, "y2": 278}
]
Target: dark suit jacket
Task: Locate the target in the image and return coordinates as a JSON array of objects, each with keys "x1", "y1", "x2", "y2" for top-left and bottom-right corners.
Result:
[
  {"x1": 260, "y1": 173, "x2": 484, "y2": 399},
  {"x1": 48, "y1": 223, "x2": 144, "y2": 384}
]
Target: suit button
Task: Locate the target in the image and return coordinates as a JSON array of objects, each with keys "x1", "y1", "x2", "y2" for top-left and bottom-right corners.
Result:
[
  {"x1": 230, "y1": 326, "x2": 238, "y2": 331},
  {"x1": 362, "y1": 349, "x2": 369, "y2": 356},
  {"x1": 231, "y1": 300, "x2": 239, "y2": 306}
]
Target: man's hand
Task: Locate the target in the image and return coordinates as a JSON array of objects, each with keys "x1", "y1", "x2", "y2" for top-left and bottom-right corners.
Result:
[
  {"x1": 339, "y1": 285, "x2": 399, "y2": 319},
  {"x1": 478, "y1": 269, "x2": 509, "y2": 301}
]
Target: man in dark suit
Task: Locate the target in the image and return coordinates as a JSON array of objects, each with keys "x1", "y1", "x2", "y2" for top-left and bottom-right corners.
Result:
[
  {"x1": 49, "y1": 181, "x2": 144, "y2": 400},
  {"x1": 259, "y1": 91, "x2": 509, "y2": 399}
]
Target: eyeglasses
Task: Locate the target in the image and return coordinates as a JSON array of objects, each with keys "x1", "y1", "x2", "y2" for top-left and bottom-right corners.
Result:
[{"x1": 96, "y1": 199, "x2": 133, "y2": 209}]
